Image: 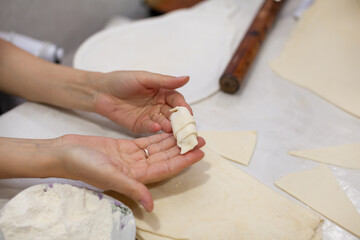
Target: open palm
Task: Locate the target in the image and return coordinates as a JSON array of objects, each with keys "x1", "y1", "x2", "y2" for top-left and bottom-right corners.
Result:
[
  {"x1": 93, "y1": 71, "x2": 192, "y2": 133},
  {"x1": 60, "y1": 133, "x2": 205, "y2": 211}
]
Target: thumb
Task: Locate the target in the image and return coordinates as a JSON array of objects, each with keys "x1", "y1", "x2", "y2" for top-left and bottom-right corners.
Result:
[
  {"x1": 136, "y1": 71, "x2": 189, "y2": 90},
  {"x1": 111, "y1": 172, "x2": 154, "y2": 212}
]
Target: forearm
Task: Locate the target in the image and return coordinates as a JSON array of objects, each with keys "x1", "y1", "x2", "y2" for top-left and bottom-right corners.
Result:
[
  {"x1": 0, "y1": 137, "x2": 65, "y2": 179},
  {"x1": 0, "y1": 39, "x2": 103, "y2": 112}
]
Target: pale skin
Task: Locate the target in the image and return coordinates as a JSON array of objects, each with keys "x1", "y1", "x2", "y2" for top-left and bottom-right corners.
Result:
[{"x1": 0, "y1": 39, "x2": 205, "y2": 211}]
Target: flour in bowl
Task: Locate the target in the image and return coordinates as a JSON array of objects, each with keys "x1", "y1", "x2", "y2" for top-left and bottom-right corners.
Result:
[{"x1": 0, "y1": 184, "x2": 124, "y2": 240}]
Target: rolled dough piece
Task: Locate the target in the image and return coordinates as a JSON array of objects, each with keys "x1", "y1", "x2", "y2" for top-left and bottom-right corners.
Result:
[
  {"x1": 289, "y1": 143, "x2": 360, "y2": 169},
  {"x1": 198, "y1": 130, "x2": 257, "y2": 165},
  {"x1": 276, "y1": 164, "x2": 360, "y2": 238},
  {"x1": 271, "y1": 0, "x2": 360, "y2": 118},
  {"x1": 170, "y1": 107, "x2": 198, "y2": 154},
  {"x1": 121, "y1": 147, "x2": 322, "y2": 240}
]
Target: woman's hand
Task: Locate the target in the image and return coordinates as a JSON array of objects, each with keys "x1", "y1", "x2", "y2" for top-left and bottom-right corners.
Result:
[
  {"x1": 0, "y1": 41, "x2": 191, "y2": 133},
  {"x1": 90, "y1": 71, "x2": 191, "y2": 133},
  {"x1": 60, "y1": 133, "x2": 205, "y2": 212},
  {"x1": 0, "y1": 134, "x2": 205, "y2": 212}
]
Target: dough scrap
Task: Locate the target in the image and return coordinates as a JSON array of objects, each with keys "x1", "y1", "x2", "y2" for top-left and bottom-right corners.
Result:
[
  {"x1": 289, "y1": 143, "x2": 360, "y2": 169},
  {"x1": 198, "y1": 130, "x2": 257, "y2": 165},
  {"x1": 271, "y1": 0, "x2": 360, "y2": 118},
  {"x1": 170, "y1": 107, "x2": 198, "y2": 154},
  {"x1": 121, "y1": 147, "x2": 322, "y2": 240},
  {"x1": 276, "y1": 164, "x2": 360, "y2": 238}
]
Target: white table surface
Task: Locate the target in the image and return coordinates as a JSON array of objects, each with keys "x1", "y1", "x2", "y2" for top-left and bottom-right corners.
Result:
[{"x1": 0, "y1": 1, "x2": 359, "y2": 239}]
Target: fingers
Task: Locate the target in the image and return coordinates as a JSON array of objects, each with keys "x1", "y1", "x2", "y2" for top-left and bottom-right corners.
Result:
[
  {"x1": 138, "y1": 136, "x2": 205, "y2": 183},
  {"x1": 146, "y1": 135, "x2": 177, "y2": 155},
  {"x1": 150, "y1": 107, "x2": 172, "y2": 133},
  {"x1": 149, "y1": 92, "x2": 193, "y2": 133},
  {"x1": 133, "y1": 133, "x2": 204, "y2": 160},
  {"x1": 144, "y1": 148, "x2": 205, "y2": 184},
  {"x1": 111, "y1": 136, "x2": 206, "y2": 208},
  {"x1": 139, "y1": 119, "x2": 162, "y2": 133},
  {"x1": 134, "y1": 132, "x2": 173, "y2": 149},
  {"x1": 165, "y1": 90, "x2": 193, "y2": 115},
  {"x1": 64, "y1": 146, "x2": 155, "y2": 212},
  {"x1": 109, "y1": 172, "x2": 154, "y2": 212},
  {"x1": 195, "y1": 136, "x2": 206, "y2": 148},
  {"x1": 108, "y1": 136, "x2": 203, "y2": 210},
  {"x1": 159, "y1": 104, "x2": 172, "y2": 118},
  {"x1": 147, "y1": 136, "x2": 205, "y2": 162},
  {"x1": 135, "y1": 71, "x2": 189, "y2": 90},
  {"x1": 135, "y1": 134, "x2": 205, "y2": 157}
]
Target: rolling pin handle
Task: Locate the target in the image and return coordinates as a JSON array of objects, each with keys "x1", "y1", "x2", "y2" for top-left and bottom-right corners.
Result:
[
  {"x1": 219, "y1": 74, "x2": 240, "y2": 94},
  {"x1": 219, "y1": 0, "x2": 286, "y2": 94}
]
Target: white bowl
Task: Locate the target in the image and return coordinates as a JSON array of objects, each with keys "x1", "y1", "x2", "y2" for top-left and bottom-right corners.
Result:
[{"x1": 0, "y1": 184, "x2": 136, "y2": 240}]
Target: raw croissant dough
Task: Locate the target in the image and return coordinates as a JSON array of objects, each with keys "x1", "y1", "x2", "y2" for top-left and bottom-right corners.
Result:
[
  {"x1": 198, "y1": 130, "x2": 257, "y2": 165},
  {"x1": 73, "y1": 1, "x2": 262, "y2": 104},
  {"x1": 289, "y1": 143, "x2": 360, "y2": 170},
  {"x1": 120, "y1": 147, "x2": 322, "y2": 240},
  {"x1": 170, "y1": 107, "x2": 198, "y2": 154},
  {"x1": 276, "y1": 164, "x2": 360, "y2": 238},
  {"x1": 271, "y1": 0, "x2": 360, "y2": 118}
]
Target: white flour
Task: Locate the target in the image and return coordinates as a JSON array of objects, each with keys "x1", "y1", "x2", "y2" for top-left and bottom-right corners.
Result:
[{"x1": 0, "y1": 184, "x2": 119, "y2": 240}]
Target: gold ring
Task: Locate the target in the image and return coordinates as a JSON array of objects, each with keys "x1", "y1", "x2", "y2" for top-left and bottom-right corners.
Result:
[{"x1": 143, "y1": 148, "x2": 150, "y2": 159}]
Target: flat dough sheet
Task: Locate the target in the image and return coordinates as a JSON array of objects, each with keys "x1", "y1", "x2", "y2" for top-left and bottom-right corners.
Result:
[
  {"x1": 73, "y1": 0, "x2": 262, "y2": 104},
  {"x1": 276, "y1": 164, "x2": 360, "y2": 238},
  {"x1": 116, "y1": 147, "x2": 322, "y2": 240},
  {"x1": 198, "y1": 130, "x2": 257, "y2": 165},
  {"x1": 289, "y1": 143, "x2": 360, "y2": 170},
  {"x1": 271, "y1": 0, "x2": 360, "y2": 118}
]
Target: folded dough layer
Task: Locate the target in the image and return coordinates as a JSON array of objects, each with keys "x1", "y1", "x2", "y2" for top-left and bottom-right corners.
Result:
[{"x1": 170, "y1": 107, "x2": 198, "y2": 154}]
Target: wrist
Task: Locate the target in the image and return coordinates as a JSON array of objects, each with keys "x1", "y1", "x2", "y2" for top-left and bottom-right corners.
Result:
[
  {"x1": 75, "y1": 70, "x2": 105, "y2": 112},
  {"x1": 27, "y1": 65, "x2": 103, "y2": 113},
  {"x1": 0, "y1": 137, "x2": 65, "y2": 179},
  {"x1": 47, "y1": 68, "x2": 100, "y2": 112}
]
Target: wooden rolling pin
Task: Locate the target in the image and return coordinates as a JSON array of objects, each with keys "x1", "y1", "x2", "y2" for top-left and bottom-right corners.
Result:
[
  {"x1": 146, "y1": 0, "x2": 203, "y2": 13},
  {"x1": 220, "y1": 0, "x2": 286, "y2": 94}
]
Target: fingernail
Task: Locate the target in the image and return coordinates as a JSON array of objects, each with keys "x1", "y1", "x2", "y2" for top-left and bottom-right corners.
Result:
[
  {"x1": 140, "y1": 200, "x2": 150, "y2": 211},
  {"x1": 175, "y1": 76, "x2": 188, "y2": 79}
]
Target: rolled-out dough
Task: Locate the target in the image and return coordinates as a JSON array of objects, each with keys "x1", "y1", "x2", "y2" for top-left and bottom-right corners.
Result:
[
  {"x1": 198, "y1": 130, "x2": 257, "y2": 165},
  {"x1": 289, "y1": 143, "x2": 360, "y2": 170},
  {"x1": 271, "y1": 0, "x2": 360, "y2": 118},
  {"x1": 73, "y1": 7, "x2": 236, "y2": 104},
  {"x1": 276, "y1": 164, "x2": 360, "y2": 238},
  {"x1": 117, "y1": 147, "x2": 322, "y2": 240},
  {"x1": 73, "y1": 0, "x2": 263, "y2": 104}
]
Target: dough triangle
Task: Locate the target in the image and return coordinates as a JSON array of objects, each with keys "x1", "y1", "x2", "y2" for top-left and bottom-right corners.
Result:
[
  {"x1": 117, "y1": 147, "x2": 321, "y2": 240},
  {"x1": 276, "y1": 164, "x2": 360, "y2": 238},
  {"x1": 271, "y1": 0, "x2": 360, "y2": 118},
  {"x1": 198, "y1": 130, "x2": 257, "y2": 165},
  {"x1": 289, "y1": 143, "x2": 360, "y2": 169}
]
